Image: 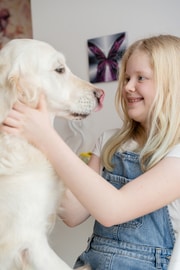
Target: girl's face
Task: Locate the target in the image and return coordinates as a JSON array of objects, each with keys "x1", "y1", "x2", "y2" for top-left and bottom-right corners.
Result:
[{"x1": 122, "y1": 50, "x2": 156, "y2": 128}]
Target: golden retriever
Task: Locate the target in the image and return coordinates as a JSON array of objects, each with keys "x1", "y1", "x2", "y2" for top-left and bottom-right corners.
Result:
[{"x1": 0, "y1": 39, "x2": 104, "y2": 270}]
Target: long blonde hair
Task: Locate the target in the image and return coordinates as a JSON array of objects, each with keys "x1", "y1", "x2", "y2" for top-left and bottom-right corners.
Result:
[{"x1": 102, "y1": 34, "x2": 180, "y2": 172}]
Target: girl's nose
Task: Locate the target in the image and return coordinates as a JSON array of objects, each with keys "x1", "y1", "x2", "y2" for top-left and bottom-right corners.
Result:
[{"x1": 124, "y1": 80, "x2": 136, "y2": 92}]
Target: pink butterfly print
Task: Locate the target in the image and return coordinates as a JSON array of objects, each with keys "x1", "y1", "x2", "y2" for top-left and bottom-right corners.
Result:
[{"x1": 88, "y1": 32, "x2": 126, "y2": 83}]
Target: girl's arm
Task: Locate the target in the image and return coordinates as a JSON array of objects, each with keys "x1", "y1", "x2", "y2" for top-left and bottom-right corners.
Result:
[
  {"x1": 41, "y1": 127, "x2": 180, "y2": 227},
  {"x1": 60, "y1": 189, "x2": 90, "y2": 227},
  {"x1": 2, "y1": 97, "x2": 180, "y2": 227},
  {"x1": 60, "y1": 154, "x2": 101, "y2": 227}
]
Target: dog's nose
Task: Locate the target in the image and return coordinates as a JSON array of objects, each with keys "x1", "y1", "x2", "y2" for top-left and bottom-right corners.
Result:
[
  {"x1": 94, "y1": 89, "x2": 105, "y2": 111},
  {"x1": 94, "y1": 88, "x2": 104, "y2": 99},
  {"x1": 94, "y1": 88, "x2": 104, "y2": 98}
]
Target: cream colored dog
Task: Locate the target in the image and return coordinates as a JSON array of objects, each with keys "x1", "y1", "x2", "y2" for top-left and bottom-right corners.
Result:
[{"x1": 0, "y1": 39, "x2": 104, "y2": 270}]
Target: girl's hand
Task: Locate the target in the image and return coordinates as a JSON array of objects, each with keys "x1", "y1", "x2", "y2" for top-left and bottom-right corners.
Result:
[{"x1": 0, "y1": 95, "x2": 52, "y2": 147}]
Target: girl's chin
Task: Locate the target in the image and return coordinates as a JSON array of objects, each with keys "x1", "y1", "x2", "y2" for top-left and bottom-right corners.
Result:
[{"x1": 128, "y1": 113, "x2": 145, "y2": 124}]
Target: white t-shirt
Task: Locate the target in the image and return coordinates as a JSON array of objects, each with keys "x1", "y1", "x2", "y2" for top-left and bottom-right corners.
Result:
[{"x1": 92, "y1": 129, "x2": 180, "y2": 238}]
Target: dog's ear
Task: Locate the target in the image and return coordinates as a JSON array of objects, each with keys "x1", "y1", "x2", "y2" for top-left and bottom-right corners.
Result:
[
  {"x1": 0, "y1": 63, "x2": 20, "y2": 123},
  {"x1": 0, "y1": 61, "x2": 40, "y2": 124},
  {"x1": 0, "y1": 39, "x2": 48, "y2": 123}
]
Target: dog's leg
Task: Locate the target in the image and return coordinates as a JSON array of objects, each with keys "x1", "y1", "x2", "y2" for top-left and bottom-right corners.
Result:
[
  {"x1": 25, "y1": 238, "x2": 73, "y2": 270},
  {"x1": 29, "y1": 243, "x2": 92, "y2": 270},
  {"x1": 0, "y1": 239, "x2": 73, "y2": 270},
  {"x1": 75, "y1": 266, "x2": 91, "y2": 270}
]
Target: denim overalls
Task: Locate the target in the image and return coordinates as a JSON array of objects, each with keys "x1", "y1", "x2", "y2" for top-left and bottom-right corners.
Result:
[{"x1": 74, "y1": 151, "x2": 175, "y2": 270}]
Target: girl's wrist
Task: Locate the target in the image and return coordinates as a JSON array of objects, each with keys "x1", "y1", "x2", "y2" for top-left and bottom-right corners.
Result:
[{"x1": 35, "y1": 127, "x2": 59, "y2": 157}]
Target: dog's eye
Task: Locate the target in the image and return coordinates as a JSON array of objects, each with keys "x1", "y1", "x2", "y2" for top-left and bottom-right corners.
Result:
[{"x1": 55, "y1": 67, "x2": 65, "y2": 74}]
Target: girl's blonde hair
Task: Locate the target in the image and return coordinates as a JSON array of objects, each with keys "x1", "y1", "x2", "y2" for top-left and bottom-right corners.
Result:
[{"x1": 102, "y1": 34, "x2": 180, "y2": 172}]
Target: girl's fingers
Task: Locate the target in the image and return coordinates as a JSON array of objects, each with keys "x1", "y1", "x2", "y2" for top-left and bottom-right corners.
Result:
[
  {"x1": 37, "y1": 94, "x2": 47, "y2": 112},
  {"x1": 0, "y1": 94, "x2": 50, "y2": 143},
  {"x1": 12, "y1": 94, "x2": 47, "y2": 115},
  {"x1": 1, "y1": 106, "x2": 24, "y2": 128},
  {"x1": 3, "y1": 115, "x2": 20, "y2": 128},
  {"x1": 0, "y1": 122, "x2": 21, "y2": 137},
  {"x1": 13, "y1": 100, "x2": 28, "y2": 113}
]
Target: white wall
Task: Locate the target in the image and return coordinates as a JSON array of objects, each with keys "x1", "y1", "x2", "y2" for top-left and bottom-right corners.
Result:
[{"x1": 30, "y1": 0, "x2": 180, "y2": 267}]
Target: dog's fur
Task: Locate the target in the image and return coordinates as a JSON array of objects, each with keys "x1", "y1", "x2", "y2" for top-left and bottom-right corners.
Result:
[{"x1": 0, "y1": 39, "x2": 104, "y2": 270}]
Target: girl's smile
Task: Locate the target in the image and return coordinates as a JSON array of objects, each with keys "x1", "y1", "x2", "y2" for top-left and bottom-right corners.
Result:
[{"x1": 126, "y1": 97, "x2": 144, "y2": 104}]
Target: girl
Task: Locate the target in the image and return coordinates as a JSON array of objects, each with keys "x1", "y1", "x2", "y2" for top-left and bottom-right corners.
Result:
[{"x1": 2, "y1": 34, "x2": 180, "y2": 270}]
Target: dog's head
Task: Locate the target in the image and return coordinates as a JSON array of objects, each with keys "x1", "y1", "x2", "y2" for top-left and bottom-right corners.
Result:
[{"x1": 0, "y1": 38, "x2": 104, "y2": 123}]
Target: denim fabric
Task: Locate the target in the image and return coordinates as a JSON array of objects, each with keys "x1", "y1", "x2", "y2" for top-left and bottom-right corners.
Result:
[{"x1": 74, "y1": 151, "x2": 175, "y2": 270}]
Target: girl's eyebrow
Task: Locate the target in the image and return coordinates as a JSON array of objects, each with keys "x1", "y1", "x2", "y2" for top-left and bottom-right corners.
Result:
[{"x1": 125, "y1": 70, "x2": 153, "y2": 76}]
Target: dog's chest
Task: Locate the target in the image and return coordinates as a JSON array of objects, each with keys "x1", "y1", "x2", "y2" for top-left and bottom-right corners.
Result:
[
  {"x1": 0, "y1": 135, "x2": 64, "y2": 227},
  {"x1": 0, "y1": 134, "x2": 53, "y2": 174}
]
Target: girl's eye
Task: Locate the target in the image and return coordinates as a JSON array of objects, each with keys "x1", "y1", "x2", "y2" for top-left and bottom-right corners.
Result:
[
  {"x1": 138, "y1": 75, "x2": 146, "y2": 81},
  {"x1": 124, "y1": 76, "x2": 130, "y2": 84}
]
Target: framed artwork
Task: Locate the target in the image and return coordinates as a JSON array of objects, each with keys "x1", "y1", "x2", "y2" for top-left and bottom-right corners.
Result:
[
  {"x1": 0, "y1": 0, "x2": 33, "y2": 49},
  {"x1": 87, "y1": 32, "x2": 127, "y2": 83}
]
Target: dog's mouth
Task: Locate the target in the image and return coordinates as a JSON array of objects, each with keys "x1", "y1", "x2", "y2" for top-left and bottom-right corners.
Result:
[
  {"x1": 69, "y1": 90, "x2": 105, "y2": 120},
  {"x1": 71, "y1": 112, "x2": 89, "y2": 119}
]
